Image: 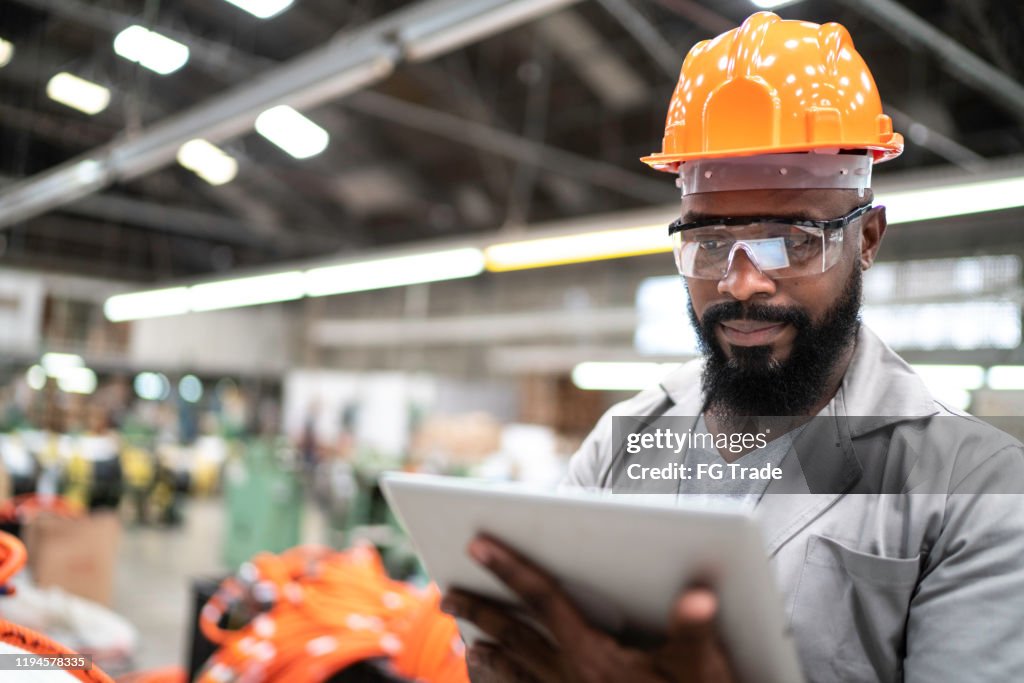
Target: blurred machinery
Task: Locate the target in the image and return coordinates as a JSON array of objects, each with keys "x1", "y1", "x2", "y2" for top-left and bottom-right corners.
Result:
[{"x1": 222, "y1": 438, "x2": 303, "y2": 570}]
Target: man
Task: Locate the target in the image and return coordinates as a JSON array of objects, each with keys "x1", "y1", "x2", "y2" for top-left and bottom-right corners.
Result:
[{"x1": 441, "y1": 11, "x2": 1024, "y2": 682}]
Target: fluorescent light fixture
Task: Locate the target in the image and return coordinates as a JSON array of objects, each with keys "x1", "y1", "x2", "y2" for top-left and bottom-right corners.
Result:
[
  {"x1": 910, "y1": 364, "x2": 984, "y2": 411},
  {"x1": 189, "y1": 271, "x2": 306, "y2": 312},
  {"x1": 104, "y1": 248, "x2": 486, "y2": 320},
  {"x1": 749, "y1": 0, "x2": 799, "y2": 8},
  {"x1": 105, "y1": 287, "x2": 190, "y2": 322},
  {"x1": 306, "y1": 248, "x2": 486, "y2": 297},
  {"x1": 482, "y1": 173, "x2": 1024, "y2": 273},
  {"x1": 0, "y1": 37, "x2": 13, "y2": 68},
  {"x1": 863, "y1": 255, "x2": 1021, "y2": 304},
  {"x1": 38, "y1": 355, "x2": 95, "y2": 394},
  {"x1": 177, "y1": 139, "x2": 238, "y2": 185},
  {"x1": 222, "y1": 0, "x2": 294, "y2": 19},
  {"x1": 255, "y1": 105, "x2": 329, "y2": 159},
  {"x1": 46, "y1": 72, "x2": 111, "y2": 115},
  {"x1": 58, "y1": 367, "x2": 98, "y2": 395},
  {"x1": 26, "y1": 365, "x2": 46, "y2": 391},
  {"x1": 113, "y1": 25, "x2": 190, "y2": 75},
  {"x1": 862, "y1": 301, "x2": 1020, "y2": 351},
  {"x1": 179, "y1": 374, "x2": 204, "y2": 403},
  {"x1": 910, "y1": 364, "x2": 985, "y2": 391},
  {"x1": 485, "y1": 224, "x2": 670, "y2": 272},
  {"x1": 572, "y1": 362, "x2": 678, "y2": 391},
  {"x1": 987, "y1": 366, "x2": 1024, "y2": 391},
  {"x1": 41, "y1": 353, "x2": 84, "y2": 378},
  {"x1": 135, "y1": 372, "x2": 170, "y2": 401},
  {"x1": 881, "y1": 176, "x2": 1024, "y2": 225}
]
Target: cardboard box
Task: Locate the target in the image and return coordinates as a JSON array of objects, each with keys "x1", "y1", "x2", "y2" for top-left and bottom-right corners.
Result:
[
  {"x1": 24, "y1": 511, "x2": 122, "y2": 606},
  {"x1": 0, "y1": 458, "x2": 10, "y2": 504},
  {"x1": 410, "y1": 413, "x2": 502, "y2": 466}
]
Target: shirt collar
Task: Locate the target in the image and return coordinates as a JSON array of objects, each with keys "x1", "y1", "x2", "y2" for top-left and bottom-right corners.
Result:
[{"x1": 657, "y1": 324, "x2": 940, "y2": 433}]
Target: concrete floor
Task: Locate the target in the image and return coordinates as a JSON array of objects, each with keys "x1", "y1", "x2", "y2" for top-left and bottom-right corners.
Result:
[{"x1": 112, "y1": 498, "x2": 326, "y2": 673}]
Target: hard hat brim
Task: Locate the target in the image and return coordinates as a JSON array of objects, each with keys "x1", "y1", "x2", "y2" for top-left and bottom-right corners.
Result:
[{"x1": 641, "y1": 135, "x2": 904, "y2": 174}]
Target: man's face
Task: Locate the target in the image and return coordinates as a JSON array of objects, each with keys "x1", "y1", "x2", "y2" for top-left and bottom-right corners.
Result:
[{"x1": 681, "y1": 188, "x2": 886, "y2": 415}]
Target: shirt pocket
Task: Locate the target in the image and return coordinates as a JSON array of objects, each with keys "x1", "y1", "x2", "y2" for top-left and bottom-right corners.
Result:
[{"x1": 792, "y1": 534, "x2": 921, "y2": 683}]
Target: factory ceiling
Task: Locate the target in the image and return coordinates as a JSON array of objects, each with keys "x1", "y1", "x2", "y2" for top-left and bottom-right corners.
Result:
[{"x1": 0, "y1": 0, "x2": 1022, "y2": 281}]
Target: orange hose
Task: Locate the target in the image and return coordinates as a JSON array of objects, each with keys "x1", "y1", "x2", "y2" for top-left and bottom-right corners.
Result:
[
  {"x1": 0, "y1": 621, "x2": 115, "y2": 683},
  {"x1": 0, "y1": 532, "x2": 28, "y2": 589}
]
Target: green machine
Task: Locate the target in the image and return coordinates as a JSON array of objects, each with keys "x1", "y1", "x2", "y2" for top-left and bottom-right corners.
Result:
[{"x1": 223, "y1": 438, "x2": 303, "y2": 569}]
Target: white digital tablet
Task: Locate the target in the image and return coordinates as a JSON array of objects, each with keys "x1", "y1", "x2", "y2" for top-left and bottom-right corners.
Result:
[{"x1": 381, "y1": 472, "x2": 804, "y2": 683}]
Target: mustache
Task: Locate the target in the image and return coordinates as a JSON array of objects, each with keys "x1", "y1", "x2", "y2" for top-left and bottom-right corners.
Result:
[{"x1": 700, "y1": 301, "x2": 810, "y2": 330}]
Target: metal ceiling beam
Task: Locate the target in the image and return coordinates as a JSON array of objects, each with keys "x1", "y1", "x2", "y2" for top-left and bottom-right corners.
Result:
[
  {"x1": 884, "y1": 104, "x2": 986, "y2": 172},
  {"x1": 595, "y1": 0, "x2": 682, "y2": 81},
  {"x1": 5, "y1": 213, "x2": 217, "y2": 277},
  {"x1": 535, "y1": 9, "x2": 649, "y2": 112},
  {"x1": 648, "y1": 0, "x2": 734, "y2": 36},
  {"x1": 346, "y1": 91, "x2": 670, "y2": 204},
  {"x1": 9, "y1": 0, "x2": 263, "y2": 80},
  {"x1": 0, "y1": 102, "x2": 115, "y2": 150},
  {"x1": 0, "y1": 174, "x2": 338, "y2": 253},
  {"x1": 0, "y1": 250, "x2": 158, "y2": 283},
  {"x1": 416, "y1": 60, "x2": 558, "y2": 213},
  {"x1": 0, "y1": 0, "x2": 583, "y2": 230},
  {"x1": 66, "y1": 195, "x2": 311, "y2": 252},
  {"x1": 312, "y1": 307, "x2": 637, "y2": 347},
  {"x1": 836, "y1": 0, "x2": 1024, "y2": 123},
  {"x1": 950, "y1": 0, "x2": 1018, "y2": 77},
  {"x1": 503, "y1": 33, "x2": 553, "y2": 226}
]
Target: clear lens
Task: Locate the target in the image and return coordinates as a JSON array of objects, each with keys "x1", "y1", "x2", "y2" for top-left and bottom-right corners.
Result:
[
  {"x1": 672, "y1": 223, "x2": 844, "y2": 280},
  {"x1": 732, "y1": 238, "x2": 790, "y2": 270}
]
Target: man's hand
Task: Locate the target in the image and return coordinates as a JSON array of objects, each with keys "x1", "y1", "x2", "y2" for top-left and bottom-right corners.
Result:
[{"x1": 441, "y1": 535, "x2": 737, "y2": 682}]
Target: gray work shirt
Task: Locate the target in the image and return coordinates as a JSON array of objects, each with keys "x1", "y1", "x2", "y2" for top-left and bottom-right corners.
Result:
[
  {"x1": 676, "y1": 415, "x2": 801, "y2": 507},
  {"x1": 565, "y1": 325, "x2": 1024, "y2": 683}
]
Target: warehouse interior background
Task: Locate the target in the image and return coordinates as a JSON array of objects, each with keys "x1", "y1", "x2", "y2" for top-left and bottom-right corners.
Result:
[{"x1": 0, "y1": 0, "x2": 1023, "y2": 678}]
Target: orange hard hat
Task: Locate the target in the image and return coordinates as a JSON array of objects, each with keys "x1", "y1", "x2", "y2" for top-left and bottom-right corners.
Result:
[{"x1": 642, "y1": 12, "x2": 903, "y2": 173}]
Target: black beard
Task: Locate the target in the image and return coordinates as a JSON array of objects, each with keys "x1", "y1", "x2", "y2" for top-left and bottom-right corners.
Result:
[{"x1": 687, "y1": 266, "x2": 863, "y2": 417}]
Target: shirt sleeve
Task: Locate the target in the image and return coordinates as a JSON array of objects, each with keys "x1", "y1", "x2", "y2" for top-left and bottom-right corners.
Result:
[
  {"x1": 562, "y1": 407, "x2": 616, "y2": 489},
  {"x1": 903, "y1": 444, "x2": 1024, "y2": 682}
]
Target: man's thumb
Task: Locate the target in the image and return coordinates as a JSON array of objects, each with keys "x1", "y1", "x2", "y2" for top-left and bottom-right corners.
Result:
[{"x1": 670, "y1": 588, "x2": 718, "y2": 639}]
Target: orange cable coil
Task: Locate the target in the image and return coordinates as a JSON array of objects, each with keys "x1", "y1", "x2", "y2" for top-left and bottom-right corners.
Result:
[{"x1": 196, "y1": 544, "x2": 468, "y2": 683}]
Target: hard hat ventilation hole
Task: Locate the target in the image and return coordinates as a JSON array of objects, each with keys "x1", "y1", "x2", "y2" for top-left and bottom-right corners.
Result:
[
  {"x1": 779, "y1": 168, "x2": 788, "y2": 175},
  {"x1": 704, "y1": 170, "x2": 713, "y2": 179}
]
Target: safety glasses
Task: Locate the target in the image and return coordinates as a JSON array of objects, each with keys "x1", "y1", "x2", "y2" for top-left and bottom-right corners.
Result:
[{"x1": 668, "y1": 204, "x2": 872, "y2": 280}]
